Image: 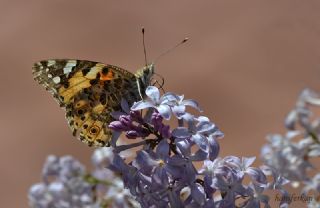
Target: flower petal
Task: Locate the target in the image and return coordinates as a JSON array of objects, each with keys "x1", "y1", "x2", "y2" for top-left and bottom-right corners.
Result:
[
  {"x1": 135, "y1": 150, "x2": 157, "y2": 172},
  {"x1": 191, "y1": 183, "x2": 206, "y2": 205},
  {"x1": 284, "y1": 110, "x2": 297, "y2": 130},
  {"x1": 192, "y1": 134, "x2": 208, "y2": 151},
  {"x1": 172, "y1": 105, "x2": 186, "y2": 118},
  {"x1": 156, "y1": 140, "x2": 170, "y2": 159},
  {"x1": 152, "y1": 166, "x2": 169, "y2": 187},
  {"x1": 246, "y1": 167, "x2": 267, "y2": 185},
  {"x1": 131, "y1": 101, "x2": 154, "y2": 111},
  {"x1": 146, "y1": 86, "x2": 160, "y2": 103},
  {"x1": 243, "y1": 157, "x2": 256, "y2": 168},
  {"x1": 168, "y1": 190, "x2": 184, "y2": 208},
  {"x1": 182, "y1": 113, "x2": 195, "y2": 122},
  {"x1": 175, "y1": 138, "x2": 191, "y2": 156},
  {"x1": 208, "y1": 136, "x2": 220, "y2": 161},
  {"x1": 157, "y1": 104, "x2": 171, "y2": 120},
  {"x1": 191, "y1": 149, "x2": 208, "y2": 161},
  {"x1": 196, "y1": 116, "x2": 210, "y2": 123},
  {"x1": 196, "y1": 120, "x2": 216, "y2": 134},
  {"x1": 161, "y1": 92, "x2": 179, "y2": 103},
  {"x1": 172, "y1": 127, "x2": 191, "y2": 139},
  {"x1": 181, "y1": 99, "x2": 202, "y2": 112}
]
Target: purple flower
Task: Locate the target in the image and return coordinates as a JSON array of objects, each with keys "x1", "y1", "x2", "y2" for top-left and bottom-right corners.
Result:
[
  {"x1": 109, "y1": 113, "x2": 150, "y2": 140},
  {"x1": 131, "y1": 86, "x2": 175, "y2": 119},
  {"x1": 242, "y1": 183, "x2": 270, "y2": 208},
  {"x1": 28, "y1": 183, "x2": 52, "y2": 207},
  {"x1": 107, "y1": 86, "x2": 292, "y2": 208},
  {"x1": 91, "y1": 147, "x2": 114, "y2": 168},
  {"x1": 261, "y1": 165, "x2": 290, "y2": 192},
  {"x1": 151, "y1": 112, "x2": 171, "y2": 138},
  {"x1": 170, "y1": 94, "x2": 202, "y2": 119},
  {"x1": 259, "y1": 88, "x2": 320, "y2": 206},
  {"x1": 29, "y1": 150, "x2": 140, "y2": 208},
  {"x1": 302, "y1": 173, "x2": 320, "y2": 194},
  {"x1": 261, "y1": 166, "x2": 291, "y2": 207},
  {"x1": 133, "y1": 140, "x2": 184, "y2": 181},
  {"x1": 261, "y1": 132, "x2": 313, "y2": 182},
  {"x1": 172, "y1": 116, "x2": 223, "y2": 159},
  {"x1": 212, "y1": 170, "x2": 247, "y2": 207},
  {"x1": 131, "y1": 86, "x2": 201, "y2": 120},
  {"x1": 33, "y1": 85, "x2": 315, "y2": 208},
  {"x1": 285, "y1": 89, "x2": 320, "y2": 131},
  {"x1": 224, "y1": 156, "x2": 267, "y2": 185},
  {"x1": 29, "y1": 155, "x2": 95, "y2": 208}
]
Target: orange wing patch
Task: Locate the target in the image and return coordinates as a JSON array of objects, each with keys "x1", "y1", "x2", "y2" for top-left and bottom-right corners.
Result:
[
  {"x1": 100, "y1": 68, "x2": 114, "y2": 81},
  {"x1": 58, "y1": 63, "x2": 107, "y2": 103}
]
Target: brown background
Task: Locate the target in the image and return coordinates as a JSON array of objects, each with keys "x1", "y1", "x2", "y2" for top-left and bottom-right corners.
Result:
[{"x1": 1, "y1": 0, "x2": 320, "y2": 207}]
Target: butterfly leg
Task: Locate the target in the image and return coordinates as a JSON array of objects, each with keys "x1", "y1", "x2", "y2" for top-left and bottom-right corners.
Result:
[{"x1": 136, "y1": 78, "x2": 144, "y2": 100}]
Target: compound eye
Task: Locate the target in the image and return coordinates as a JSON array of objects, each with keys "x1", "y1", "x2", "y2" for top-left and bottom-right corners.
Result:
[{"x1": 89, "y1": 125, "x2": 100, "y2": 135}]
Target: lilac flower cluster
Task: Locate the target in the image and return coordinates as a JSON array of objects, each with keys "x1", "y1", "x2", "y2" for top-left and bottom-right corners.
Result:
[
  {"x1": 261, "y1": 88, "x2": 320, "y2": 207},
  {"x1": 28, "y1": 148, "x2": 140, "y2": 208},
  {"x1": 30, "y1": 86, "x2": 319, "y2": 208},
  {"x1": 108, "y1": 86, "x2": 289, "y2": 208}
]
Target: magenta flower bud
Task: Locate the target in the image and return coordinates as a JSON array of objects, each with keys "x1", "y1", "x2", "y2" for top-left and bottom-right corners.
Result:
[
  {"x1": 151, "y1": 112, "x2": 163, "y2": 124},
  {"x1": 151, "y1": 112, "x2": 165, "y2": 132},
  {"x1": 109, "y1": 121, "x2": 127, "y2": 131},
  {"x1": 119, "y1": 115, "x2": 132, "y2": 127},
  {"x1": 125, "y1": 130, "x2": 139, "y2": 139}
]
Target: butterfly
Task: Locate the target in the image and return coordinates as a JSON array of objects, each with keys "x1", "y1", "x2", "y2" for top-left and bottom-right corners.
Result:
[{"x1": 33, "y1": 59, "x2": 154, "y2": 147}]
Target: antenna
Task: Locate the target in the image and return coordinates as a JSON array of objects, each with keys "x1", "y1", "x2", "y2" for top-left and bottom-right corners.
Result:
[
  {"x1": 155, "y1": 72, "x2": 165, "y2": 93},
  {"x1": 154, "y1": 37, "x2": 189, "y2": 63},
  {"x1": 142, "y1": 27, "x2": 148, "y2": 67},
  {"x1": 151, "y1": 72, "x2": 165, "y2": 89}
]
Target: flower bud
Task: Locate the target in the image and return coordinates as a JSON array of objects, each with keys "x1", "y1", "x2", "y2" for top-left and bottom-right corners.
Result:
[
  {"x1": 125, "y1": 130, "x2": 139, "y2": 139},
  {"x1": 119, "y1": 115, "x2": 132, "y2": 127},
  {"x1": 109, "y1": 121, "x2": 127, "y2": 131}
]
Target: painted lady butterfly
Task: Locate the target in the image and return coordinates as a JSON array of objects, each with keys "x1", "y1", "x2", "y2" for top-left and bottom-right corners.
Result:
[{"x1": 33, "y1": 59, "x2": 154, "y2": 147}]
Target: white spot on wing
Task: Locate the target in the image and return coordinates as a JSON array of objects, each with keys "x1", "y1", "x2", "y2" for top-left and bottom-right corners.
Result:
[
  {"x1": 65, "y1": 60, "x2": 77, "y2": 67},
  {"x1": 48, "y1": 74, "x2": 53, "y2": 78},
  {"x1": 47, "y1": 60, "x2": 56, "y2": 66},
  {"x1": 63, "y1": 67, "x2": 73, "y2": 74},
  {"x1": 53, "y1": 76, "x2": 61, "y2": 84}
]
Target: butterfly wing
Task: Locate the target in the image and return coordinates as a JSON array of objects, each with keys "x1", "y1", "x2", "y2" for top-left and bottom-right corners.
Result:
[{"x1": 33, "y1": 59, "x2": 138, "y2": 147}]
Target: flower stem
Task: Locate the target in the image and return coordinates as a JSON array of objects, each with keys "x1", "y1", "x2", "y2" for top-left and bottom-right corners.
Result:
[{"x1": 114, "y1": 140, "x2": 149, "y2": 152}]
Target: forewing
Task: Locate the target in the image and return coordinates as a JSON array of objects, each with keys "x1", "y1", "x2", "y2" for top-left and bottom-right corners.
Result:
[{"x1": 32, "y1": 59, "x2": 136, "y2": 147}]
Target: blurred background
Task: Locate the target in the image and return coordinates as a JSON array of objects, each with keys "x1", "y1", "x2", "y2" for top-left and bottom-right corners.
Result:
[{"x1": 1, "y1": 0, "x2": 320, "y2": 207}]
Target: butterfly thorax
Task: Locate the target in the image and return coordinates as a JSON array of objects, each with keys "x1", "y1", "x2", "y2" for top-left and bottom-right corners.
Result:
[{"x1": 134, "y1": 64, "x2": 155, "y2": 100}]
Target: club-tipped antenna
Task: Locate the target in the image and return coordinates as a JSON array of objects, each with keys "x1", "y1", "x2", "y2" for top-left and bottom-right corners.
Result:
[
  {"x1": 153, "y1": 37, "x2": 189, "y2": 64},
  {"x1": 142, "y1": 27, "x2": 148, "y2": 67}
]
